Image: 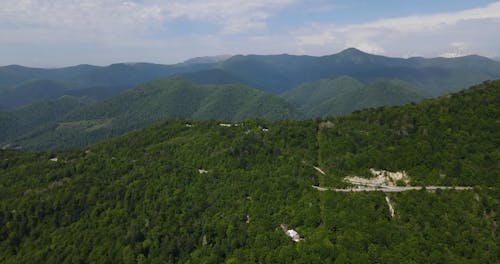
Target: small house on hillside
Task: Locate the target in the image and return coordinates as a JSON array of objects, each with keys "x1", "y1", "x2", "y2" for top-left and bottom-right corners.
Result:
[
  {"x1": 286, "y1": 229, "x2": 301, "y2": 242},
  {"x1": 280, "y1": 224, "x2": 302, "y2": 242}
]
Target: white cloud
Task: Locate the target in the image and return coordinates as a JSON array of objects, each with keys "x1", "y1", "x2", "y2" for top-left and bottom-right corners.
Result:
[
  {"x1": 294, "y1": 1, "x2": 500, "y2": 57},
  {"x1": 363, "y1": 2, "x2": 500, "y2": 32},
  {"x1": 0, "y1": 0, "x2": 301, "y2": 66},
  {"x1": 0, "y1": 1, "x2": 164, "y2": 36},
  {"x1": 162, "y1": 0, "x2": 299, "y2": 33},
  {"x1": 0, "y1": 0, "x2": 298, "y2": 36},
  {"x1": 440, "y1": 42, "x2": 471, "y2": 58},
  {"x1": 1, "y1": 1, "x2": 500, "y2": 66}
]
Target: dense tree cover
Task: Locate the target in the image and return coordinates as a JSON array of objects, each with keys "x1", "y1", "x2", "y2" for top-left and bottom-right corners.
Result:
[
  {"x1": 0, "y1": 80, "x2": 498, "y2": 263},
  {"x1": 282, "y1": 76, "x2": 423, "y2": 117}
]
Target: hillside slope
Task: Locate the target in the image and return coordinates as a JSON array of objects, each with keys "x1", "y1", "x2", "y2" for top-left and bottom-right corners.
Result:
[
  {"x1": 7, "y1": 78, "x2": 299, "y2": 150},
  {"x1": 282, "y1": 76, "x2": 424, "y2": 117},
  {"x1": 0, "y1": 96, "x2": 93, "y2": 144},
  {"x1": 179, "y1": 69, "x2": 250, "y2": 86},
  {"x1": 0, "y1": 80, "x2": 70, "y2": 108},
  {"x1": 0, "y1": 80, "x2": 498, "y2": 263}
]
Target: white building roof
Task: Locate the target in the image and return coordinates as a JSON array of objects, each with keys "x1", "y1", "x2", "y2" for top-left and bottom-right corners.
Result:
[{"x1": 286, "y1": 230, "x2": 298, "y2": 237}]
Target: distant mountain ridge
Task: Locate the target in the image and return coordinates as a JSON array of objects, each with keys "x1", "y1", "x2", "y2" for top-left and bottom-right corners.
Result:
[
  {"x1": 2, "y1": 48, "x2": 500, "y2": 108},
  {"x1": 216, "y1": 49, "x2": 500, "y2": 94},
  {"x1": 179, "y1": 55, "x2": 232, "y2": 65},
  {"x1": 0, "y1": 62, "x2": 216, "y2": 108}
]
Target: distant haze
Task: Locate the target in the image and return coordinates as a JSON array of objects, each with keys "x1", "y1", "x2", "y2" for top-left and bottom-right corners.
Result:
[{"x1": 1, "y1": 0, "x2": 500, "y2": 67}]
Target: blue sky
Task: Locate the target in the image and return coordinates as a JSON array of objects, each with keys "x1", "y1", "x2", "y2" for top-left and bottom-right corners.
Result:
[
  {"x1": 1, "y1": 0, "x2": 499, "y2": 67},
  {"x1": 275, "y1": 0, "x2": 496, "y2": 25}
]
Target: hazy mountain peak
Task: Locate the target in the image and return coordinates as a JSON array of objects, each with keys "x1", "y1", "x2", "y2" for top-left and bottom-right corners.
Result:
[
  {"x1": 336, "y1": 47, "x2": 369, "y2": 56},
  {"x1": 181, "y1": 55, "x2": 232, "y2": 65},
  {"x1": 3, "y1": 64, "x2": 32, "y2": 70}
]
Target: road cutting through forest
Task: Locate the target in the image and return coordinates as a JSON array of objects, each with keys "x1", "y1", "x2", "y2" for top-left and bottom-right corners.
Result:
[
  {"x1": 312, "y1": 185, "x2": 473, "y2": 192},
  {"x1": 311, "y1": 166, "x2": 474, "y2": 218},
  {"x1": 311, "y1": 166, "x2": 473, "y2": 192}
]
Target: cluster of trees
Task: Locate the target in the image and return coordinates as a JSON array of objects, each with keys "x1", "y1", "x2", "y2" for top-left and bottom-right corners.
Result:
[{"x1": 0, "y1": 80, "x2": 498, "y2": 262}]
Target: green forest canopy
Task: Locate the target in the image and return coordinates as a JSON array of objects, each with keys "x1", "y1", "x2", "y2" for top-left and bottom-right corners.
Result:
[{"x1": 0, "y1": 80, "x2": 498, "y2": 263}]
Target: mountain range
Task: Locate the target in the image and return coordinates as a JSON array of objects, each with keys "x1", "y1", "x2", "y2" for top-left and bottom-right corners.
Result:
[
  {"x1": 2, "y1": 48, "x2": 500, "y2": 108},
  {"x1": 2, "y1": 48, "x2": 500, "y2": 150},
  {"x1": 0, "y1": 63, "x2": 213, "y2": 108}
]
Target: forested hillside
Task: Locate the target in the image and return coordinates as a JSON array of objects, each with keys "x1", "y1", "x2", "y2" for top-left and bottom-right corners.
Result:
[
  {"x1": 0, "y1": 96, "x2": 93, "y2": 144},
  {"x1": 4, "y1": 78, "x2": 298, "y2": 150},
  {"x1": 0, "y1": 80, "x2": 70, "y2": 108},
  {"x1": 179, "y1": 69, "x2": 250, "y2": 86},
  {"x1": 282, "y1": 76, "x2": 423, "y2": 117},
  {"x1": 0, "y1": 80, "x2": 498, "y2": 263}
]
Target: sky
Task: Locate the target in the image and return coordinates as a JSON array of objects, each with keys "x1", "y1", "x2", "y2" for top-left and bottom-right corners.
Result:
[{"x1": 1, "y1": 0, "x2": 500, "y2": 67}]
